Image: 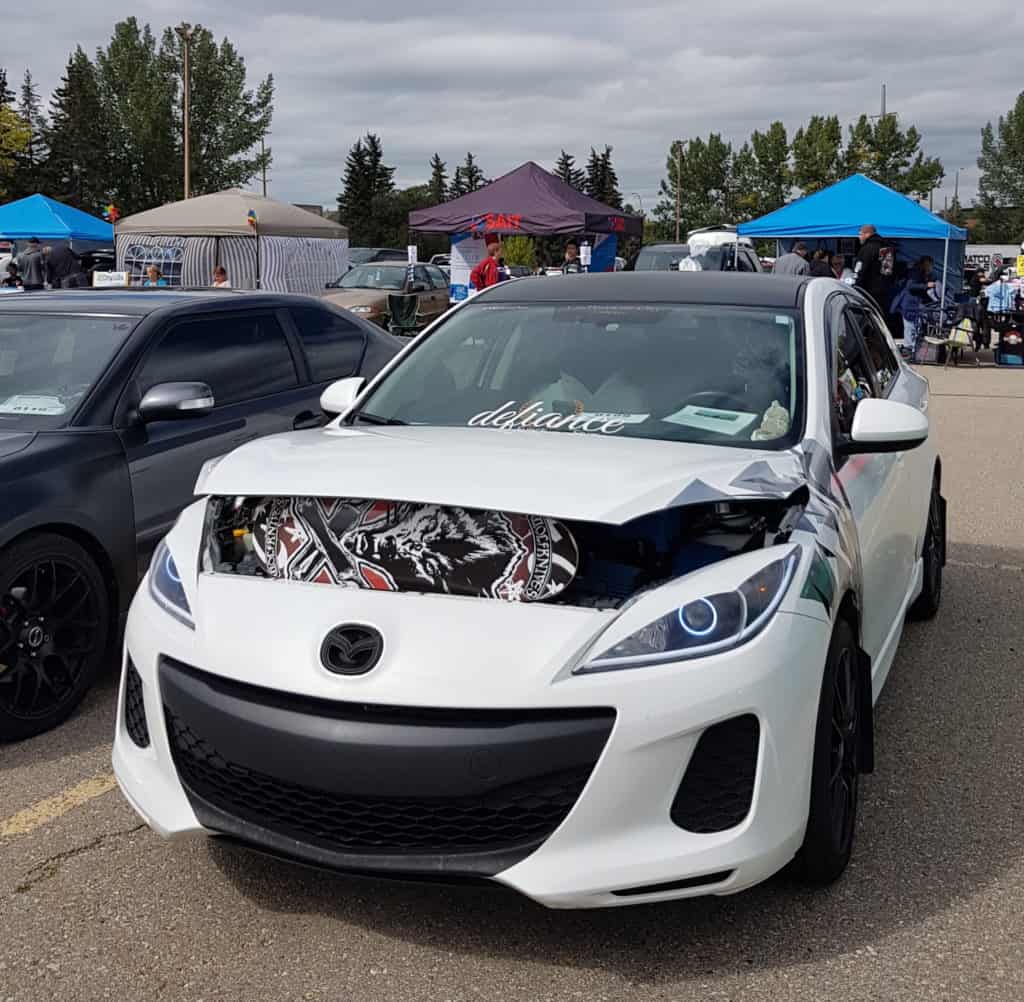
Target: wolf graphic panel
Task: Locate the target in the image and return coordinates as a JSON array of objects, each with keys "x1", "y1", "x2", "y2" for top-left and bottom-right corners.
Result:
[{"x1": 248, "y1": 497, "x2": 580, "y2": 602}]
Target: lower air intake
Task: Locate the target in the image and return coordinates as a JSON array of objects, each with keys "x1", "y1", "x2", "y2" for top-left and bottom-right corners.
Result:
[{"x1": 123, "y1": 659, "x2": 150, "y2": 748}]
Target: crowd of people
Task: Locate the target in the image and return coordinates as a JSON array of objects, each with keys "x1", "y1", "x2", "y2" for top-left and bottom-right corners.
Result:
[{"x1": 469, "y1": 237, "x2": 585, "y2": 291}]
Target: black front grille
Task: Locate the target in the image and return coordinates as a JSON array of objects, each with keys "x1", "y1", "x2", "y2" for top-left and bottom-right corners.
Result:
[
  {"x1": 166, "y1": 710, "x2": 594, "y2": 855},
  {"x1": 671, "y1": 715, "x2": 760, "y2": 834},
  {"x1": 123, "y1": 660, "x2": 150, "y2": 748}
]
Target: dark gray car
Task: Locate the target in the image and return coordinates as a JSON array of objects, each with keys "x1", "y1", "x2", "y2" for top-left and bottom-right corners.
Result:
[{"x1": 0, "y1": 289, "x2": 400, "y2": 740}]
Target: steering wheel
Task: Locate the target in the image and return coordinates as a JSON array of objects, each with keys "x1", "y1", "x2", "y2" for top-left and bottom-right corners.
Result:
[{"x1": 674, "y1": 390, "x2": 752, "y2": 413}]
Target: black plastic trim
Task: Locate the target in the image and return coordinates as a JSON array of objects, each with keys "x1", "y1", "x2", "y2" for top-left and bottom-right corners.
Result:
[{"x1": 610, "y1": 870, "x2": 735, "y2": 897}]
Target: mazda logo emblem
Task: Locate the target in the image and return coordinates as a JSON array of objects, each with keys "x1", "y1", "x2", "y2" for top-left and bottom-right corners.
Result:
[{"x1": 320, "y1": 624, "x2": 384, "y2": 676}]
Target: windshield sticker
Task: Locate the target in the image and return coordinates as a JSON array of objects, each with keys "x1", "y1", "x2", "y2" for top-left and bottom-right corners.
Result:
[
  {"x1": 662, "y1": 405, "x2": 758, "y2": 436},
  {"x1": 0, "y1": 395, "x2": 67, "y2": 416},
  {"x1": 468, "y1": 401, "x2": 643, "y2": 435}
]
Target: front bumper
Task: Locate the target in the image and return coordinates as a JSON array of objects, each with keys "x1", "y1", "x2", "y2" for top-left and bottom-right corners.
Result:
[{"x1": 114, "y1": 576, "x2": 832, "y2": 909}]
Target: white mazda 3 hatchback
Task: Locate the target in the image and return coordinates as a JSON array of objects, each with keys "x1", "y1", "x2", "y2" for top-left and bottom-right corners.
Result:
[{"x1": 114, "y1": 272, "x2": 945, "y2": 908}]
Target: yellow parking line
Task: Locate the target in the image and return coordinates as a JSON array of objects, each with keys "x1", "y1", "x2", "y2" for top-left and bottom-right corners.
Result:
[{"x1": 0, "y1": 773, "x2": 118, "y2": 839}]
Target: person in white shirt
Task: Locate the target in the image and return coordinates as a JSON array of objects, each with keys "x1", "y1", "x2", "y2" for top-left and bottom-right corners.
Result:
[
  {"x1": 830, "y1": 254, "x2": 856, "y2": 285},
  {"x1": 212, "y1": 266, "x2": 231, "y2": 288}
]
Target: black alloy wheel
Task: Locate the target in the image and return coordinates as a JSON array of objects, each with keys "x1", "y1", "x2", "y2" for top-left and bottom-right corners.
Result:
[
  {"x1": 793, "y1": 618, "x2": 862, "y2": 885},
  {"x1": 909, "y1": 478, "x2": 944, "y2": 621},
  {"x1": 0, "y1": 534, "x2": 110, "y2": 741}
]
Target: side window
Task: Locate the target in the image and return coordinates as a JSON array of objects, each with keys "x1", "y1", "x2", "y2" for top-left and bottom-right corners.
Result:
[
  {"x1": 834, "y1": 310, "x2": 876, "y2": 437},
  {"x1": 290, "y1": 306, "x2": 366, "y2": 382},
  {"x1": 852, "y1": 307, "x2": 899, "y2": 395},
  {"x1": 427, "y1": 265, "x2": 449, "y2": 288},
  {"x1": 736, "y1": 249, "x2": 757, "y2": 273},
  {"x1": 413, "y1": 265, "x2": 432, "y2": 288},
  {"x1": 138, "y1": 313, "x2": 298, "y2": 407}
]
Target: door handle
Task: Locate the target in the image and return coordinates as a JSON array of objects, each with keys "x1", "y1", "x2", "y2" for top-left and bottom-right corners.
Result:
[{"x1": 293, "y1": 410, "x2": 323, "y2": 430}]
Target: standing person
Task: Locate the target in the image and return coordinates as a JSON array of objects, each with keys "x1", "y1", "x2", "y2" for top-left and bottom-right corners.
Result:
[
  {"x1": 809, "y1": 249, "x2": 831, "y2": 277},
  {"x1": 15, "y1": 238, "x2": 46, "y2": 290},
  {"x1": 773, "y1": 241, "x2": 810, "y2": 276},
  {"x1": 45, "y1": 241, "x2": 84, "y2": 288},
  {"x1": 212, "y1": 266, "x2": 231, "y2": 288},
  {"x1": 854, "y1": 225, "x2": 890, "y2": 307},
  {"x1": 561, "y1": 241, "x2": 584, "y2": 275},
  {"x1": 469, "y1": 236, "x2": 501, "y2": 292},
  {"x1": 2, "y1": 263, "x2": 22, "y2": 288},
  {"x1": 831, "y1": 254, "x2": 856, "y2": 284}
]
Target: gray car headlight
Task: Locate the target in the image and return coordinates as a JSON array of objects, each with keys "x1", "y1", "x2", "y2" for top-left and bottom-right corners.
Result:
[
  {"x1": 349, "y1": 305, "x2": 374, "y2": 314},
  {"x1": 575, "y1": 547, "x2": 800, "y2": 674},
  {"x1": 148, "y1": 539, "x2": 194, "y2": 629}
]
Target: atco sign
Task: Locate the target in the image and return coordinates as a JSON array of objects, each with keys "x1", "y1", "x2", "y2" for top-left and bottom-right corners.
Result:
[{"x1": 965, "y1": 244, "x2": 1019, "y2": 272}]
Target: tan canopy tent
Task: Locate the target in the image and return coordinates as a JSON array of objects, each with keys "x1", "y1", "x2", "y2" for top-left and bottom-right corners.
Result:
[{"x1": 116, "y1": 189, "x2": 349, "y2": 293}]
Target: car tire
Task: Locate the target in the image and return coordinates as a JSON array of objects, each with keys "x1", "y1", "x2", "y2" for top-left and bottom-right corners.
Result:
[
  {"x1": 793, "y1": 618, "x2": 861, "y2": 886},
  {"x1": 0, "y1": 533, "x2": 110, "y2": 742},
  {"x1": 908, "y1": 477, "x2": 944, "y2": 621}
]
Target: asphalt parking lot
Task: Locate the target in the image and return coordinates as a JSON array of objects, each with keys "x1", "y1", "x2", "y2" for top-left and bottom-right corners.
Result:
[{"x1": 2, "y1": 365, "x2": 1023, "y2": 1002}]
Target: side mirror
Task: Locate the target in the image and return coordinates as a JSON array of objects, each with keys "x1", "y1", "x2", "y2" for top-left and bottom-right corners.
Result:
[
  {"x1": 139, "y1": 381, "x2": 215, "y2": 422},
  {"x1": 840, "y1": 398, "x2": 929, "y2": 455},
  {"x1": 409, "y1": 282, "x2": 428, "y2": 293},
  {"x1": 320, "y1": 376, "x2": 365, "y2": 417}
]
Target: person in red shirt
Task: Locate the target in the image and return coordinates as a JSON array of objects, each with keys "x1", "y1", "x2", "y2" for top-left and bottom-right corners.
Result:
[{"x1": 470, "y1": 235, "x2": 501, "y2": 291}]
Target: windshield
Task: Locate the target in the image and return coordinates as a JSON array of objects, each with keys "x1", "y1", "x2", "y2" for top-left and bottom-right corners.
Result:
[
  {"x1": 0, "y1": 313, "x2": 136, "y2": 430},
  {"x1": 353, "y1": 302, "x2": 802, "y2": 449},
  {"x1": 636, "y1": 248, "x2": 690, "y2": 271},
  {"x1": 338, "y1": 265, "x2": 406, "y2": 291}
]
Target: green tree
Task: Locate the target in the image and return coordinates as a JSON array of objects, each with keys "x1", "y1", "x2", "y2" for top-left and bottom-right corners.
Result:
[
  {"x1": 0, "y1": 68, "x2": 14, "y2": 106},
  {"x1": 791, "y1": 115, "x2": 843, "y2": 195},
  {"x1": 0, "y1": 106, "x2": 30, "y2": 200},
  {"x1": 8, "y1": 70, "x2": 47, "y2": 200},
  {"x1": 158, "y1": 24, "x2": 274, "y2": 196},
  {"x1": 584, "y1": 146, "x2": 622, "y2": 207},
  {"x1": 553, "y1": 150, "x2": 585, "y2": 191},
  {"x1": 748, "y1": 121, "x2": 791, "y2": 214},
  {"x1": 43, "y1": 48, "x2": 111, "y2": 212},
  {"x1": 975, "y1": 93, "x2": 1024, "y2": 243},
  {"x1": 336, "y1": 133, "x2": 395, "y2": 246},
  {"x1": 427, "y1": 153, "x2": 447, "y2": 204},
  {"x1": 843, "y1": 114, "x2": 943, "y2": 199},
  {"x1": 455, "y1": 152, "x2": 486, "y2": 194},
  {"x1": 501, "y1": 235, "x2": 536, "y2": 268}
]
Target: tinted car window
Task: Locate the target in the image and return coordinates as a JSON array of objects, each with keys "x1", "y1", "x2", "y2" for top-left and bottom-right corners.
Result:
[
  {"x1": 426, "y1": 265, "x2": 449, "y2": 288},
  {"x1": 139, "y1": 313, "x2": 298, "y2": 407},
  {"x1": 290, "y1": 306, "x2": 366, "y2": 382},
  {"x1": 852, "y1": 307, "x2": 899, "y2": 394},
  {"x1": 834, "y1": 310, "x2": 876, "y2": 436},
  {"x1": 413, "y1": 266, "x2": 432, "y2": 288}
]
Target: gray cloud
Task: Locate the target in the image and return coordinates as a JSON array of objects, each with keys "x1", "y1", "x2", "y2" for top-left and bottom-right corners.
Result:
[{"x1": 4, "y1": 1, "x2": 1022, "y2": 214}]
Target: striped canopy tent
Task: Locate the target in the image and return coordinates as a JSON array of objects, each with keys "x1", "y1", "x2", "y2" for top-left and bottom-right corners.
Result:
[{"x1": 115, "y1": 189, "x2": 349, "y2": 293}]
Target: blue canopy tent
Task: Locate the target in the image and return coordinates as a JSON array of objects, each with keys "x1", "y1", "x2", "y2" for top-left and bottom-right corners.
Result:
[
  {"x1": 738, "y1": 174, "x2": 968, "y2": 312},
  {"x1": 0, "y1": 194, "x2": 113, "y2": 252}
]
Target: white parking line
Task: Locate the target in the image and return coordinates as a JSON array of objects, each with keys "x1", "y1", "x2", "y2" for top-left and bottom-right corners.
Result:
[
  {"x1": 947, "y1": 558, "x2": 1024, "y2": 574},
  {"x1": 0, "y1": 773, "x2": 117, "y2": 839}
]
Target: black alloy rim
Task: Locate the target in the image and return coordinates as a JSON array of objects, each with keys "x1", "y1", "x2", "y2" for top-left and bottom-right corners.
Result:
[
  {"x1": 0, "y1": 559, "x2": 102, "y2": 720},
  {"x1": 829, "y1": 647, "x2": 859, "y2": 851}
]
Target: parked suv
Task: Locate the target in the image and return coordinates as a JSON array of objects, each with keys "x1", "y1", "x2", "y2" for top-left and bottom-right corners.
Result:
[
  {"x1": 636, "y1": 238, "x2": 762, "y2": 273},
  {"x1": 0, "y1": 289, "x2": 400, "y2": 740}
]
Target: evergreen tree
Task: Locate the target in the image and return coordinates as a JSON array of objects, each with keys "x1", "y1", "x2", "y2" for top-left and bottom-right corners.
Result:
[
  {"x1": 975, "y1": 93, "x2": 1024, "y2": 243},
  {"x1": 458, "y1": 152, "x2": 485, "y2": 192},
  {"x1": 791, "y1": 115, "x2": 843, "y2": 195},
  {"x1": 8, "y1": 70, "x2": 47, "y2": 199},
  {"x1": 655, "y1": 136, "x2": 734, "y2": 235},
  {"x1": 554, "y1": 150, "x2": 584, "y2": 191},
  {"x1": 0, "y1": 107, "x2": 29, "y2": 201},
  {"x1": 0, "y1": 68, "x2": 14, "y2": 106},
  {"x1": 448, "y1": 166, "x2": 467, "y2": 199},
  {"x1": 748, "y1": 121, "x2": 791, "y2": 214},
  {"x1": 43, "y1": 48, "x2": 110, "y2": 212},
  {"x1": 428, "y1": 153, "x2": 448, "y2": 204},
  {"x1": 583, "y1": 147, "x2": 622, "y2": 207},
  {"x1": 843, "y1": 114, "x2": 943, "y2": 199},
  {"x1": 336, "y1": 133, "x2": 395, "y2": 245}
]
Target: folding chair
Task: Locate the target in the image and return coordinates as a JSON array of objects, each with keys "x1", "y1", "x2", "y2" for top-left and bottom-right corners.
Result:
[
  {"x1": 923, "y1": 311, "x2": 980, "y2": 368},
  {"x1": 386, "y1": 293, "x2": 420, "y2": 337}
]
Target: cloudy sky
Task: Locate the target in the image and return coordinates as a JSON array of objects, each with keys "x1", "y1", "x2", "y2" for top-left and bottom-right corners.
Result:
[{"x1": 4, "y1": 1, "x2": 1022, "y2": 212}]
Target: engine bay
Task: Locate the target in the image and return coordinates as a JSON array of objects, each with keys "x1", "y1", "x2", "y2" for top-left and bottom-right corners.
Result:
[{"x1": 204, "y1": 492, "x2": 805, "y2": 610}]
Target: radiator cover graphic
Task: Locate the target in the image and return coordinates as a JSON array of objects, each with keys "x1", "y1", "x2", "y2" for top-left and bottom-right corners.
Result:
[{"x1": 224, "y1": 497, "x2": 580, "y2": 602}]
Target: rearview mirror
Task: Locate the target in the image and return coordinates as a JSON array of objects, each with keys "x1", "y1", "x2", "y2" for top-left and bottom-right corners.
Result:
[
  {"x1": 840, "y1": 398, "x2": 928, "y2": 455},
  {"x1": 139, "y1": 382, "x2": 215, "y2": 422},
  {"x1": 320, "y1": 376, "x2": 365, "y2": 417}
]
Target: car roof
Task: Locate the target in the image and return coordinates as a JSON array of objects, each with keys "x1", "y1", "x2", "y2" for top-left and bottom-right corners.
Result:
[
  {"x1": 0, "y1": 288, "x2": 324, "y2": 317},
  {"x1": 480, "y1": 272, "x2": 810, "y2": 308},
  {"x1": 639, "y1": 243, "x2": 689, "y2": 252}
]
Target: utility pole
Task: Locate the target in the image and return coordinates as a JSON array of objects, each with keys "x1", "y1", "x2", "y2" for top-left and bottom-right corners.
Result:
[
  {"x1": 880, "y1": 83, "x2": 886, "y2": 120},
  {"x1": 260, "y1": 138, "x2": 269, "y2": 197},
  {"x1": 673, "y1": 143, "x2": 682, "y2": 243},
  {"x1": 175, "y1": 23, "x2": 195, "y2": 199}
]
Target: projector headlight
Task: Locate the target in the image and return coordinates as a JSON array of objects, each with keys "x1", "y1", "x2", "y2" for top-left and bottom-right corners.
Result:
[
  {"x1": 148, "y1": 539, "x2": 194, "y2": 629},
  {"x1": 576, "y1": 547, "x2": 800, "y2": 674}
]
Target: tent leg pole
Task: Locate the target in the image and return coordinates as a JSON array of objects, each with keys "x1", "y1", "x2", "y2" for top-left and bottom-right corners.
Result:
[{"x1": 940, "y1": 233, "x2": 949, "y2": 317}]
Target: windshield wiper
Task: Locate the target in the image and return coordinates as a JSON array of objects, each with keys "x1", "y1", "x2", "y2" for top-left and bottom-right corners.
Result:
[{"x1": 352, "y1": 412, "x2": 407, "y2": 426}]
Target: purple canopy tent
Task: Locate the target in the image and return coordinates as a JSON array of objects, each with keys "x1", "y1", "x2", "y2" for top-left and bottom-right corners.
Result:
[{"x1": 408, "y1": 161, "x2": 642, "y2": 238}]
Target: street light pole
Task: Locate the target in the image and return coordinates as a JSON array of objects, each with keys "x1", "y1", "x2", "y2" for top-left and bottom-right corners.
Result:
[
  {"x1": 175, "y1": 23, "x2": 195, "y2": 199},
  {"x1": 674, "y1": 144, "x2": 682, "y2": 243}
]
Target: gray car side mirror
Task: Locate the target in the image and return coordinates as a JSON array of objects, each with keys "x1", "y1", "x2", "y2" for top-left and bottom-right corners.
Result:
[{"x1": 139, "y1": 382, "x2": 215, "y2": 422}]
